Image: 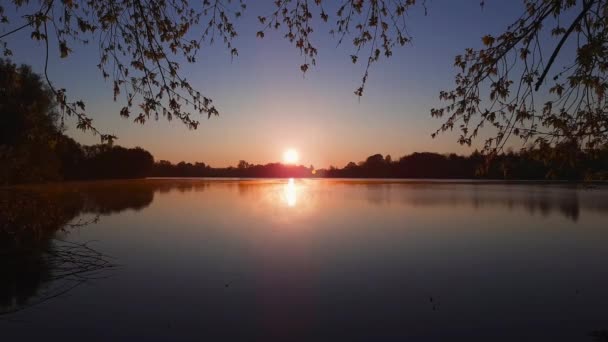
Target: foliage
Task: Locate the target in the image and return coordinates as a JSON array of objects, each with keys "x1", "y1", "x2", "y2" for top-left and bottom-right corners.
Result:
[
  {"x1": 0, "y1": 0, "x2": 246, "y2": 141},
  {"x1": 0, "y1": 1, "x2": 607, "y2": 168},
  {"x1": 0, "y1": 59, "x2": 64, "y2": 183},
  {"x1": 0, "y1": 0, "x2": 419, "y2": 136},
  {"x1": 431, "y1": 0, "x2": 608, "y2": 155},
  {"x1": 80, "y1": 145, "x2": 154, "y2": 179},
  {"x1": 0, "y1": 59, "x2": 156, "y2": 185},
  {"x1": 254, "y1": 0, "x2": 419, "y2": 96},
  {"x1": 256, "y1": 0, "x2": 608, "y2": 155}
]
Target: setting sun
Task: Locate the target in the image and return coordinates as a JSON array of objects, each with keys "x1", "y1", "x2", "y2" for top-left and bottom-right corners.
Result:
[{"x1": 283, "y1": 149, "x2": 299, "y2": 164}]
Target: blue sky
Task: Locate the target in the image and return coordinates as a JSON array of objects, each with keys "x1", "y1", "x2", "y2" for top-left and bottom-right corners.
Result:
[{"x1": 3, "y1": 1, "x2": 536, "y2": 167}]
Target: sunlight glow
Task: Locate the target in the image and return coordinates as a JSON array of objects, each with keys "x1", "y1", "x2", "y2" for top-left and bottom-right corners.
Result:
[
  {"x1": 283, "y1": 149, "x2": 299, "y2": 164},
  {"x1": 284, "y1": 178, "x2": 297, "y2": 207}
]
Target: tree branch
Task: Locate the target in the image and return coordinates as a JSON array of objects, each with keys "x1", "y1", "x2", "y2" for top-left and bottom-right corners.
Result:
[{"x1": 534, "y1": 0, "x2": 595, "y2": 91}]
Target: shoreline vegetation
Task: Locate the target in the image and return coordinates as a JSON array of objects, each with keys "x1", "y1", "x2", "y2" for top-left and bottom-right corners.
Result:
[
  {"x1": 148, "y1": 150, "x2": 608, "y2": 181},
  {"x1": 2, "y1": 141, "x2": 608, "y2": 186},
  {"x1": 1, "y1": 60, "x2": 607, "y2": 186}
]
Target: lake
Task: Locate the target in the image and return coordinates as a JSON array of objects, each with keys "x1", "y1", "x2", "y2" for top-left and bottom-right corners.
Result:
[{"x1": 1, "y1": 179, "x2": 608, "y2": 341}]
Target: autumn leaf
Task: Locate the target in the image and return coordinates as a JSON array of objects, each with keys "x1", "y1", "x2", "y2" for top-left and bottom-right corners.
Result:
[{"x1": 481, "y1": 35, "x2": 495, "y2": 46}]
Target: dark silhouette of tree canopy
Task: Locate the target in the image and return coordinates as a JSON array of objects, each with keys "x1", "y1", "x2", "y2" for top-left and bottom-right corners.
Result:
[
  {"x1": 1, "y1": 1, "x2": 606, "y2": 157},
  {"x1": 81, "y1": 144, "x2": 154, "y2": 179},
  {"x1": 148, "y1": 148, "x2": 607, "y2": 180},
  {"x1": 0, "y1": 59, "x2": 64, "y2": 183},
  {"x1": 0, "y1": 59, "x2": 155, "y2": 184}
]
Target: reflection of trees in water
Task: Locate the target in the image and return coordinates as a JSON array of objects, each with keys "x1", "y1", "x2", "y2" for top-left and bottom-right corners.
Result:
[
  {"x1": 0, "y1": 179, "x2": 219, "y2": 316},
  {"x1": 0, "y1": 238, "x2": 113, "y2": 317},
  {"x1": 319, "y1": 181, "x2": 608, "y2": 221},
  {"x1": 377, "y1": 183, "x2": 608, "y2": 222},
  {"x1": 235, "y1": 180, "x2": 278, "y2": 196},
  {"x1": 155, "y1": 179, "x2": 211, "y2": 194},
  {"x1": 479, "y1": 186, "x2": 582, "y2": 221},
  {"x1": 2, "y1": 180, "x2": 605, "y2": 317},
  {"x1": 0, "y1": 182, "x2": 159, "y2": 317},
  {"x1": 232, "y1": 180, "x2": 604, "y2": 222},
  {"x1": 365, "y1": 183, "x2": 392, "y2": 205}
]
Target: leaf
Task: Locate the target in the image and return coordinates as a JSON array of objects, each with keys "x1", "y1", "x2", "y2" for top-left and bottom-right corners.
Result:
[
  {"x1": 59, "y1": 41, "x2": 71, "y2": 58},
  {"x1": 482, "y1": 35, "x2": 495, "y2": 46},
  {"x1": 320, "y1": 11, "x2": 328, "y2": 22}
]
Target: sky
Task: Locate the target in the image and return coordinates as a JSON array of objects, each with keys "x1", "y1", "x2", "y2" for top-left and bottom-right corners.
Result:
[{"x1": 3, "y1": 1, "x2": 535, "y2": 168}]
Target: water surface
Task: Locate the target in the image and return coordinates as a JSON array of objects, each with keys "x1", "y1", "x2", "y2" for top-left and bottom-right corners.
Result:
[{"x1": 2, "y1": 179, "x2": 608, "y2": 341}]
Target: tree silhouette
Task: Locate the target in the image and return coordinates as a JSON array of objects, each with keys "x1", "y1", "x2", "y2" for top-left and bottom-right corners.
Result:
[
  {"x1": 430, "y1": 0, "x2": 608, "y2": 157},
  {"x1": 0, "y1": 59, "x2": 64, "y2": 183},
  {"x1": 238, "y1": 160, "x2": 250, "y2": 169},
  {"x1": 1, "y1": 1, "x2": 605, "y2": 158},
  {"x1": 81, "y1": 145, "x2": 154, "y2": 179},
  {"x1": 0, "y1": 59, "x2": 157, "y2": 184}
]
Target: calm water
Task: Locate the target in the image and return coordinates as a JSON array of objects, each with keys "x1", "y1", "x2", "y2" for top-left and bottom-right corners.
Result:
[{"x1": 2, "y1": 179, "x2": 608, "y2": 341}]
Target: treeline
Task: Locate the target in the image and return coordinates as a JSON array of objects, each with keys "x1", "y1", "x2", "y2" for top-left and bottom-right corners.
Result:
[
  {"x1": 59, "y1": 142, "x2": 154, "y2": 181},
  {"x1": 2, "y1": 59, "x2": 607, "y2": 185},
  {"x1": 150, "y1": 160, "x2": 313, "y2": 178},
  {"x1": 315, "y1": 149, "x2": 608, "y2": 180},
  {"x1": 1, "y1": 133, "x2": 154, "y2": 185},
  {"x1": 149, "y1": 147, "x2": 608, "y2": 181}
]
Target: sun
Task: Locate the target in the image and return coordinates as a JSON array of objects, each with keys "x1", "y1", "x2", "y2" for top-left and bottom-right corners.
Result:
[{"x1": 283, "y1": 149, "x2": 299, "y2": 164}]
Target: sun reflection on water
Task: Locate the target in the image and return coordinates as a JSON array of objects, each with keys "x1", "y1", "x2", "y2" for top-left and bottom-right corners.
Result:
[
  {"x1": 284, "y1": 178, "x2": 297, "y2": 207},
  {"x1": 239, "y1": 178, "x2": 317, "y2": 221}
]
